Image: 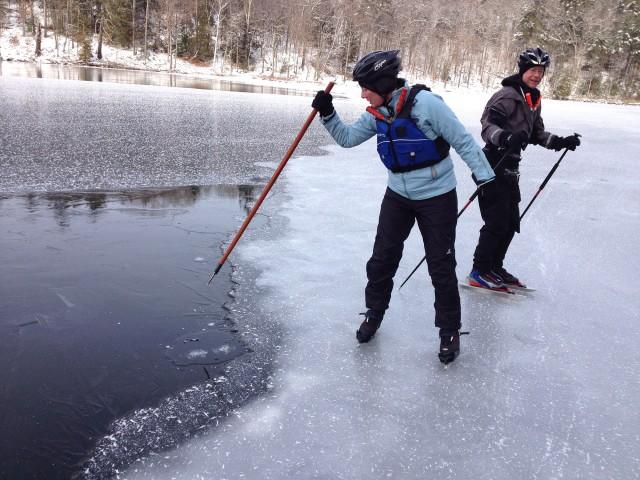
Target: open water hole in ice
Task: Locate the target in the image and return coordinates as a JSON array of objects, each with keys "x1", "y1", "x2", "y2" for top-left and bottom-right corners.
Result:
[{"x1": 0, "y1": 74, "x2": 359, "y2": 479}]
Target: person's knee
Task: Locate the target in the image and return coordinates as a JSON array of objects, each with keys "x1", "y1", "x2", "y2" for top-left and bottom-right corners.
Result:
[
  {"x1": 427, "y1": 258, "x2": 458, "y2": 285},
  {"x1": 480, "y1": 221, "x2": 510, "y2": 237}
]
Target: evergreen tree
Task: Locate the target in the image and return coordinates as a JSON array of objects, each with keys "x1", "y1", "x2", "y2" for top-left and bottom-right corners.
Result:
[
  {"x1": 515, "y1": 1, "x2": 547, "y2": 47},
  {"x1": 187, "y1": 0, "x2": 212, "y2": 60},
  {"x1": 79, "y1": 34, "x2": 92, "y2": 62},
  {"x1": 103, "y1": 0, "x2": 132, "y2": 47},
  {"x1": 231, "y1": 0, "x2": 254, "y2": 69}
]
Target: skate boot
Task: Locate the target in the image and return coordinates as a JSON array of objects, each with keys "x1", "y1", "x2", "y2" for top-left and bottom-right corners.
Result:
[
  {"x1": 492, "y1": 267, "x2": 526, "y2": 288},
  {"x1": 356, "y1": 310, "x2": 383, "y2": 343},
  {"x1": 438, "y1": 330, "x2": 469, "y2": 364},
  {"x1": 467, "y1": 269, "x2": 507, "y2": 290}
]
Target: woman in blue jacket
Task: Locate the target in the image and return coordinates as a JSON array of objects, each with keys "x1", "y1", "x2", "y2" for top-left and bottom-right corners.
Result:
[{"x1": 312, "y1": 50, "x2": 494, "y2": 364}]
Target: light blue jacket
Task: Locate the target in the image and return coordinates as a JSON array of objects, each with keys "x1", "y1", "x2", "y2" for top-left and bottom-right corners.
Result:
[{"x1": 321, "y1": 84, "x2": 495, "y2": 200}]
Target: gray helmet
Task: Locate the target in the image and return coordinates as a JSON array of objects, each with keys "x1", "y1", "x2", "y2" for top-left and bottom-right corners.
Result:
[
  {"x1": 518, "y1": 47, "x2": 551, "y2": 74},
  {"x1": 352, "y1": 50, "x2": 401, "y2": 94}
]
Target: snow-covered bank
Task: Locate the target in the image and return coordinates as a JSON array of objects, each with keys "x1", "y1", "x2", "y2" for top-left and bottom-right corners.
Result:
[
  {"x1": 0, "y1": 7, "x2": 491, "y2": 101},
  {"x1": 120, "y1": 91, "x2": 640, "y2": 478},
  {"x1": 0, "y1": 18, "x2": 358, "y2": 98}
]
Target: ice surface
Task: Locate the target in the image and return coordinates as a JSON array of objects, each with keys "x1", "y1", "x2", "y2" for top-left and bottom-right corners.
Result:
[
  {"x1": 0, "y1": 76, "x2": 345, "y2": 192},
  {"x1": 122, "y1": 95, "x2": 640, "y2": 479}
]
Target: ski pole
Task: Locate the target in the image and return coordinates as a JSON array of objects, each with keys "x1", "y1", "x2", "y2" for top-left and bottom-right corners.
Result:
[
  {"x1": 398, "y1": 146, "x2": 514, "y2": 290},
  {"x1": 519, "y1": 139, "x2": 577, "y2": 221},
  {"x1": 208, "y1": 81, "x2": 335, "y2": 284}
]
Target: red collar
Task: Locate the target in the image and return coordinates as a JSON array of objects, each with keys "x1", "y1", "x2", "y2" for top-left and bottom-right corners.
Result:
[
  {"x1": 522, "y1": 89, "x2": 541, "y2": 110},
  {"x1": 366, "y1": 87, "x2": 408, "y2": 120}
]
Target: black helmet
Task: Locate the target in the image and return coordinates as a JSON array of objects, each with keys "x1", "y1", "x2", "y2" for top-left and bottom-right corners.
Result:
[
  {"x1": 518, "y1": 47, "x2": 551, "y2": 74},
  {"x1": 352, "y1": 50, "x2": 401, "y2": 94}
]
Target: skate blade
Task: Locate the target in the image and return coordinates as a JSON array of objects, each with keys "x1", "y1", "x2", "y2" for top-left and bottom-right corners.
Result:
[
  {"x1": 459, "y1": 281, "x2": 524, "y2": 297},
  {"x1": 505, "y1": 284, "x2": 536, "y2": 292}
]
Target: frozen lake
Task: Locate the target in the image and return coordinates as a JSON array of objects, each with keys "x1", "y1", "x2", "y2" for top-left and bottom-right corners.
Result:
[
  {"x1": 2, "y1": 71, "x2": 639, "y2": 479},
  {"x1": 122, "y1": 94, "x2": 640, "y2": 479}
]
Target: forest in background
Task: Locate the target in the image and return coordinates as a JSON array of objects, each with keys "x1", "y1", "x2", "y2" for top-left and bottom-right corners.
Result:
[{"x1": 0, "y1": 0, "x2": 638, "y2": 101}]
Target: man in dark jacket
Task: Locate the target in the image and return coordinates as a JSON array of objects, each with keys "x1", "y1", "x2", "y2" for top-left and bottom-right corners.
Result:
[{"x1": 468, "y1": 47, "x2": 581, "y2": 291}]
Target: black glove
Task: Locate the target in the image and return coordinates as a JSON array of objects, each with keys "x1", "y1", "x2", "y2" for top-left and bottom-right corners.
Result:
[
  {"x1": 499, "y1": 130, "x2": 528, "y2": 152},
  {"x1": 312, "y1": 91, "x2": 334, "y2": 117},
  {"x1": 548, "y1": 133, "x2": 581, "y2": 151},
  {"x1": 474, "y1": 177, "x2": 498, "y2": 199}
]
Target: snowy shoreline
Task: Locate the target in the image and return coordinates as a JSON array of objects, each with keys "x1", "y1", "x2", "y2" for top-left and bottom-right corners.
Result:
[
  {"x1": 3, "y1": 55, "x2": 638, "y2": 106},
  {"x1": 0, "y1": 17, "x2": 360, "y2": 99},
  {"x1": 4, "y1": 20, "x2": 637, "y2": 106}
]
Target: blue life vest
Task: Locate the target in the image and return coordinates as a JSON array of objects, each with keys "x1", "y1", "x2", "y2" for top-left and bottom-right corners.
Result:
[{"x1": 367, "y1": 85, "x2": 450, "y2": 173}]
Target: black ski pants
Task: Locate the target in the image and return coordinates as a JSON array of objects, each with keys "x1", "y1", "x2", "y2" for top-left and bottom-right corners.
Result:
[
  {"x1": 472, "y1": 173, "x2": 521, "y2": 274},
  {"x1": 365, "y1": 188, "x2": 461, "y2": 332}
]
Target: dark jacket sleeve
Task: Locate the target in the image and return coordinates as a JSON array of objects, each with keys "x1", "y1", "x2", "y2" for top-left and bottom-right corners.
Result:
[{"x1": 480, "y1": 89, "x2": 517, "y2": 148}]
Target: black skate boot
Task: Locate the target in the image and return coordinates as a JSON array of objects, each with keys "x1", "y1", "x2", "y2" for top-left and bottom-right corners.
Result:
[
  {"x1": 356, "y1": 310, "x2": 383, "y2": 343},
  {"x1": 438, "y1": 330, "x2": 469, "y2": 364},
  {"x1": 492, "y1": 267, "x2": 526, "y2": 288}
]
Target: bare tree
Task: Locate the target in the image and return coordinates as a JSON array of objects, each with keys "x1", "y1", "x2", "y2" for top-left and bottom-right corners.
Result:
[
  {"x1": 131, "y1": 0, "x2": 136, "y2": 54},
  {"x1": 143, "y1": 0, "x2": 149, "y2": 60},
  {"x1": 211, "y1": 0, "x2": 228, "y2": 68}
]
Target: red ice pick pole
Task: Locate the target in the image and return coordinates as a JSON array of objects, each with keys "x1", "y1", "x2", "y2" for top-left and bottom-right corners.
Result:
[{"x1": 208, "y1": 81, "x2": 335, "y2": 285}]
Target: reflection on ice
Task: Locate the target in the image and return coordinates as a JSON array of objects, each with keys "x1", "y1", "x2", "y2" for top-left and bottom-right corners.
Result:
[{"x1": 0, "y1": 62, "x2": 316, "y2": 96}]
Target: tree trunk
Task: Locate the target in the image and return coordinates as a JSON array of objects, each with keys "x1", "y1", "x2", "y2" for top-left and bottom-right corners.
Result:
[
  {"x1": 167, "y1": 10, "x2": 172, "y2": 70},
  {"x1": 271, "y1": 31, "x2": 277, "y2": 78},
  {"x1": 28, "y1": 0, "x2": 35, "y2": 34},
  {"x1": 132, "y1": 0, "x2": 136, "y2": 55},
  {"x1": 212, "y1": 1, "x2": 227, "y2": 69},
  {"x1": 53, "y1": 12, "x2": 58, "y2": 55},
  {"x1": 43, "y1": 0, "x2": 47, "y2": 37},
  {"x1": 35, "y1": 22, "x2": 41, "y2": 56},
  {"x1": 170, "y1": 12, "x2": 177, "y2": 70},
  {"x1": 343, "y1": 33, "x2": 351, "y2": 77},
  {"x1": 19, "y1": 0, "x2": 26, "y2": 35},
  {"x1": 213, "y1": 16, "x2": 220, "y2": 67},
  {"x1": 243, "y1": 0, "x2": 252, "y2": 69},
  {"x1": 144, "y1": 0, "x2": 149, "y2": 60},
  {"x1": 97, "y1": 15, "x2": 103, "y2": 60}
]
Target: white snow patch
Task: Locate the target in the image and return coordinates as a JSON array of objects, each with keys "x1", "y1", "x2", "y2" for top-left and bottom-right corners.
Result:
[{"x1": 186, "y1": 349, "x2": 208, "y2": 359}]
